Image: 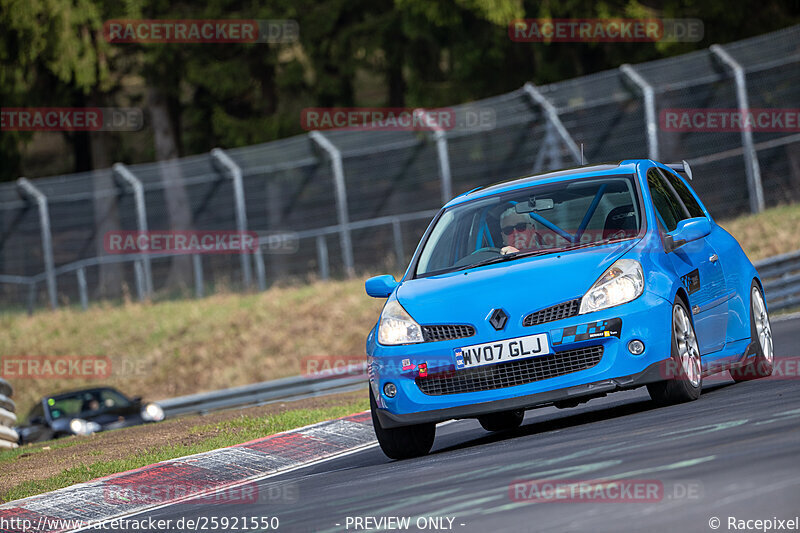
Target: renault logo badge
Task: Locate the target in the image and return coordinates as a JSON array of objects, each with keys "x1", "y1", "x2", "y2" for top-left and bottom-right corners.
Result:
[{"x1": 488, "y1": 308, "x2": 508, "y2": 331}]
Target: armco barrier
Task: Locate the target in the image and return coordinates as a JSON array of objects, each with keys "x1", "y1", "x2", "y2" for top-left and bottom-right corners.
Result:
[
  {"x1": 158, "y1": 363, "x2": 367, "y2": 417},
  {"x1": 0, "y1": 251, "x2": 794, "y2": 434},
  {"x1": 155, "y1": 250, "x2": 799, "y2": 418},
  {"x1": 756, "y1": 249, "x2": 800, "y2": 312},
  {"x1": 0, "y1": 378, "x2": 19, "y2": 449}
]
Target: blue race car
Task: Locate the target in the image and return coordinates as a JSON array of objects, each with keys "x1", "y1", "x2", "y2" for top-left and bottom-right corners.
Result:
[{"x1": 365, "y1": 160, "x2": 774, "y2": 459}]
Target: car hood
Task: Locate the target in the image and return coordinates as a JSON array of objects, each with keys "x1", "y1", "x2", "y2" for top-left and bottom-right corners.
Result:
[{"x1": 397, "y1": 240, "x2": 638, "y2": 326}]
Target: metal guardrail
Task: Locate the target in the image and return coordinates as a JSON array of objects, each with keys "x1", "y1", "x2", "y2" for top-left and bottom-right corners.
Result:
[
  {"x1": 0, "y1": 378, "x2": 19, "y2": 449},
  {"x1": 756, "y1": 249, "x2": 800, "y2": 312},
  {"x1": 158, "y1": 363, "x2": 367, "y2": 417},
  {"x1": 154, "y1": 251, "x2": 799, "y2": 417}
]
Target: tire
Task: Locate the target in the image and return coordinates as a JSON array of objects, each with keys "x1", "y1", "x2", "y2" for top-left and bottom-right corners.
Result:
[
  {"x1": 647, "y1": 298, "x2": 702, "y2": 406},
  {"x1": 730, "y1": 282, "x2": 774, "y2": 382},
  {"x1": 478, "y1": 409, "x2": 525, "y2": 432},
  {"x1": 370, "y1": 388, "x2": 435, "y2": 460}
]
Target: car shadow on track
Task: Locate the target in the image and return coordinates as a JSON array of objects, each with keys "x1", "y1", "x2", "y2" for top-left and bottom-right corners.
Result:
[
  {"x1": 430, "y1": 381, "x2": 741, "y2": 456},
  {"x1": 431, "y1": 398, "x2": 656, "y2": 455}
]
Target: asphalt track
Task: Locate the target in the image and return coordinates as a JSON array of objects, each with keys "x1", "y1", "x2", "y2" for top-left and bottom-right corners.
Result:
[{"x1": 105, "y1": 317, "x2": 799, "y2": 533}]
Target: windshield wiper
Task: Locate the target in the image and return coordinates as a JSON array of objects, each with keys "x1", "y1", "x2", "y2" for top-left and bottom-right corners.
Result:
[{"x1": 454, "y1": 249, "x2": 553, "y2": 272}]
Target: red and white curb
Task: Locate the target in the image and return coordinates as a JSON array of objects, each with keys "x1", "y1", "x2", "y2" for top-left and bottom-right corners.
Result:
[{"x1": 0, "y1": 411, "x2": 375, "y2": 533}]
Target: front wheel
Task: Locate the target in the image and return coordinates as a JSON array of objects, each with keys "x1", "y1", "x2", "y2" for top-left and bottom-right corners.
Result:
[
  {"x1": 730, "y1": 282, "x2": 774, "y2": 381},
  {"x1": 647, "y1": 299, "x2": 702, "y2": 406},
  {"x1": 370, "y1": 388, "x2": 435, "y2": 460}
]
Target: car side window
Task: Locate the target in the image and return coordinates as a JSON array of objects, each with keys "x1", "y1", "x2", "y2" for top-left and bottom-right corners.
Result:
[
  {"x1": 659, "y1": 168, "x2": 705, "y2": 218},
  {"x1": 26, "y1": 403, "x2": 45, "y2": 424},
  {"x1": 646, "y1": 169, "x2": 685, "y2": 232}
]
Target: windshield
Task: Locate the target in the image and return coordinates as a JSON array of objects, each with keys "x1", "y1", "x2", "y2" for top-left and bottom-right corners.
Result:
[
  {"x1": 47, "y1": 389, "x2": 132, "y2": 420},
  {"x1": 415, "y1": 174, "x2": 642, "y2": 277}
]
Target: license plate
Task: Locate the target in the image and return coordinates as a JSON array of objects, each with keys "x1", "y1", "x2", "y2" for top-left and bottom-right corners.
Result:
[{"x1": 454, "y1": 333, "x2": 550, "y2": 370}]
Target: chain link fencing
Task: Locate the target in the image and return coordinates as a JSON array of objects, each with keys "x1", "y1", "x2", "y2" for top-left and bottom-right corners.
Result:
[{"x1": 1, "y1": 25, "x2": 799, "y2": 313}]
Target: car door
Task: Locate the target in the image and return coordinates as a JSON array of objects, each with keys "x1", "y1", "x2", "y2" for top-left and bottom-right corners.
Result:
[
  {"x1": 647, "y1": 169, "x2": 728, "y2": 354},
  {"x1": 659, "y1": 168, "x2": 745, "y2": 347}
]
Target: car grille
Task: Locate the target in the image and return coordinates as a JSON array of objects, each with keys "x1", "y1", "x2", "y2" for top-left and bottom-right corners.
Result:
[
  {"x1": 421, "y1": 324, "x2": 476, "y2": 343},
  {"x1": 523, "y1": 299, "x2": 581, "y2": 327},
  {"x1": 415, "y1": 345, "x2": 603, "y2": 396}
]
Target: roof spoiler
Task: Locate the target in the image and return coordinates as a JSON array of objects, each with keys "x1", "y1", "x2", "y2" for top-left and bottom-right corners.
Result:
[{"x1": 667, "y1": 160, "x2": 693, "y2": 181}]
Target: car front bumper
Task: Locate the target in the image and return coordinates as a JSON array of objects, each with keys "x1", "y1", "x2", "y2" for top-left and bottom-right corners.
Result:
[
  {"x1": 374, "y1": 360, "x2": 667, "y2": 428},
  {"x1": 368, "y1": 290, "x2": 672, "y2": 428}
]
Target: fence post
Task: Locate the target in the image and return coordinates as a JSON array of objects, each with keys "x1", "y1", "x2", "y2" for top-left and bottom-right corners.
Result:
[
  {"x1": 309, "y1": 131, "x2": 354, "y2": 277},
  {"x1": 192, "y1": 254, "x2": 204, "y2": 298},
  {"x1": 112, "y1": 163, "x2": 153, "y2": 295},
  {"x1": 210, "y1": 148, "x2": 253, "y2": 288},
  {"x1": 26, "y1": 281, "x2": 36, "y2": 315},
  {"x1": 620, "y1": 64, "x2": 660, "y2": 161},
  {"x1": 710, "y1": 44, "x2": 765, "y2": 213},
  {"x1": 522, "y1": 82, "x2": 583, "y2": 165},
  {"x1": 17, "y1": 178, "x2": 57, "y2": 310},
  {"x1": 253, "y1": 244, "x2": 267, "y2": 291},
  {"x1": 133, "y1": 260, "x2": 145, "y2": 301},
  {"x1": 77, "y1": 267, "x2": 88, "y2": 310},
  {"x1": 415, "y1": 109, "x2": 453, "y2": 203},
  {"x1": 392, "y1": 218, "x2": 405, "y2": 268},
  {"x1": 316, "y1": 235, "x2": 330, "y2": 281}
]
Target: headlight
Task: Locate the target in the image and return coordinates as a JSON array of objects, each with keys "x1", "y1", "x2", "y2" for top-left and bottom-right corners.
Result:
[
  {"x1": 141, "y1": 402, "x2": 165, "y2": 422},
  {"x1": 378, "y1": 300, "x2": 424, "y2": 345},
  {"x1": 69, "y1": 418, "x2": 101, "y2": 435},
  {"x1": 580, "y1": 259, "x2": 644, "y2": 314}
]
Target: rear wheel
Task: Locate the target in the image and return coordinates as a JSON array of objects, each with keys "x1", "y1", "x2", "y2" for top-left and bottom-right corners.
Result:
[
  {"x1": 370, "y1": 388, "x2": 435, "y2": 459},
  {"x1": 478, "y1": 409, "x2": 524, "y2": 432},
  {"x1": 730, "y1": 282, "x2": 774, "y2": 381},
  {"x1": 647, "y1": 299, "x2": 702, "y2": 406}
]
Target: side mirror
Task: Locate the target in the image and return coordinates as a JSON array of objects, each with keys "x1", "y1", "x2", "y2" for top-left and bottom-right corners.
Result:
[
  {"x1": 132, "y1": 396, "x2": 143, "y2": 406},
  {"x1": 666, "y1": 217, "x2": 711, "y2": 251},
  {"x1": 28, "y1": 416, "x2": 45, "y2": 426},
  {"x1": 365, "y1": 275, "x2": 398, "y2": 298}
]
